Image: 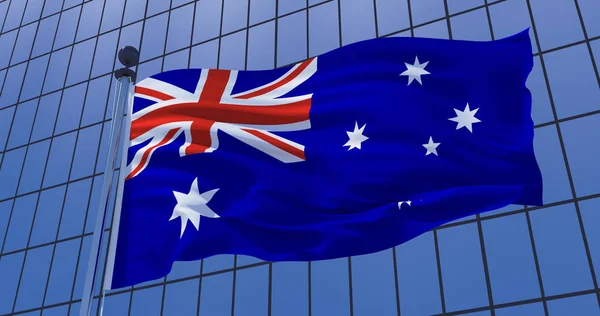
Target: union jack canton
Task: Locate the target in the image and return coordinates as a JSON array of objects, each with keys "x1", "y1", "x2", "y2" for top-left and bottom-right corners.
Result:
[{"x1": 127, "y1": 58, "x2": 317, "y2": 179}]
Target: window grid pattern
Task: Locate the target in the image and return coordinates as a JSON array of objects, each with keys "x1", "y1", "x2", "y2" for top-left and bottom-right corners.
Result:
[{"x1": 0, "y1": 0, "x2": 598, "y2": 315}]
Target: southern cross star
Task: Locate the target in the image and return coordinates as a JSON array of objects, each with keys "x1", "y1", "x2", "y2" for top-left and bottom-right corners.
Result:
[
  {"x1": 449, "y1": 103, "x2": 481, "y2": 133},
  {"x1": 344, "y1": 121, "x2": 369, "y2": 150},
  {"x1": 400, "y1": 56, "x2": 430, "y2": 85},
  {"x1": 170, "y1": 178, "x2": 220, "y2": 238},
  {"x1": 423, "y1": 136, "x2": 440, "y2": 156}
]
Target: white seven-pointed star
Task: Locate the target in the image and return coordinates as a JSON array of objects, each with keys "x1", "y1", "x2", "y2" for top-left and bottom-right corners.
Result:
[
  {"x1": 344, "y1": 121, "x2": 369, "y2": 150},
  {"x1": 423, "y1": 137, "x2": 440, "y2": 156},
  {"x1": 398, "y1": 200, "x2": 412, "y2": 209},
  {"x1": 400, "y1": 56, "x2": 430, "y2": 85},
  {"x1": 170, "y1": 178, "x2": 220, "y2": 238},
  {"x1": 449, "y1": 103, "x2": 481, "y2": 133}
]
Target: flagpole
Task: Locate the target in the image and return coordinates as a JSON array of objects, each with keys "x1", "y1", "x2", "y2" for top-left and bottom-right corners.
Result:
[{"x1": 79, "y1": 46, "x2": 139, "y2": 316}]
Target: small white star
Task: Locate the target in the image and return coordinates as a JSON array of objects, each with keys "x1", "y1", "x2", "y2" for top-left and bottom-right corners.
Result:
[
  {"x1": 344, "y1": 121, "x2": 369, "y2": 150},
  {"x1": 449, "y1": 103, "x2": 481, "y2": 133},
  {"x1": 398, "y1": 200, "x2": 412, "y2": 209},
  {"x1": 400, "y1": 56, "x2": 430, "y2": 85},
  {"x1": 170, "y1": 178, "x2": 220, "y2": 238},
  {"x1": 422, "y1": 137, "x2": 440, "y2": 156}
]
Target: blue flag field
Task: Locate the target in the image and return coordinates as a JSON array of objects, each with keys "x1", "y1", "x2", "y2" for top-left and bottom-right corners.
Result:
[{"x1": 106, "y1": 30, "x2": 543, "y2": 289}]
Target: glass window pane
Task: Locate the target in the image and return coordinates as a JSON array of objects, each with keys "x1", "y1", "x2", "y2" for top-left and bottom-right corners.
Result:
[
  {"x1": 578, "y1": 0, "x2": 600, "y2": 37},
  {"x1": 81, "y1": 75, "x2": 111, "y2": 126},
  {"x1": 278, "y1": 0, "x2": 304, "y2": 16},
  {"x1": 0, "y1": 147, "x2": 26, "y2": 200},
  {"x1": 410, "y1": 0, "x2": 445, "y2": 26},
  {"x1": 22, "y1": 0, "x2": 44, "y2": 25},
  {"x1": 123, "y1": 0, "x2": 146, "y2": 25},
  {"x1": 0, "y1": 63, "x2": 27, "y2": 108},
  {"x1": 71, "y1": 236, "x2": 92, "y2": 301},
  {"x1": 43, "y1": 47, "x2": 72, "y2": 94},
  {"x1": 42, "y1": 305, "x2": 69, "y2": 316},
  {"x1": 166, "y1": 4, "x2": 194, "y2": 53},
  {"x1": 0, "y1": 200, "x2": 12, "y2": 249},
  {"x1": 66, "y1": 38, "x2": 96, "y2": 86},
  {"x1": 581, "y1": 198, "x2": 600, "y2": 280},
  {"x1": 308, "y1": 1, "x2": 339, "y2": 58},
  {"x1": 528, "y1": 57, "x2": 554, "y2": 125},
  {"x1": 437, "y1": 223, "x2": 489, "y2": 312},
  {"x1": 247, "y1": 21, "x2": 274, "y2": 70},
  {"x1": 0, "y1": 30, "x2": 18, "y2": 69},
  {"x1": 147, "y1": 0, "x2": 170, "y2": 17},
  {"x1": 489, "y1": 0, "x2": 538, "y2": 51},
  {"x1": 32, "y1": 15, "x2": 59, "y2": 57},
  {"x1": 483, "y1": 213, "x2": 541, "y2": 304},
  {"x1": 561, "y1": 114, "x2": 600, "y2": 197},
  {"x1": 91, "y1": 30, "x2": 119, "y2": 78},
  {"x1": 130, "y1": 286, "x2": 162, "y2": 316},
  {"x1": 0, "y1": 106, "x2": 16, "y2": 149},
  {"x1": 30, "y1": 185, "x2": 65, "y2": 246},
  {"x1": 45, "y1": 239, "x2": 81, "y2": 305},
  {"x1": 21, "y1": 55, "x2": 50, "y2": 102},
  {"x1": 140, "y1": 12, "x2": 168, "y2": 62},
  {"x1": 163, "y1": 49, "x2": 189, "y2": 71},
  {"x1": 15, "y1": 245, "x2": 53, "y2": 311},
  {"x1": 193, "y1": 0, "x2": 222, "y2": 44},
  {"x1": 277, "y1": 11, "x2": 306, "y2": 67},
  {"x1": 53, "y1": 6, "x2": 80, "y2": 50},
  {"x1": 340, "y1": 0, "x2": 375, "y2": 45},
  {"x1": 42, "y1": 0, "x2": 63, "y2": 17},
  {"x1": 272, "y1": 262, "x2": 308, "y2": 316},
  {"x1": 31, "y1": 92, "x2": 61, "y2": 142},
  {"x1": 547, "y1": 294, "x2": 600, "y2": 316},
  {"x1": 529, "y1": 0, "x2": 584, "y2": 51},
  {"x1": 101, "y1": 292, "x2": 130, "y2": 315},
  {"x1": 58, "y1": 178, "x2": 92, "y2": 239},
  {"x1": 12, "y1": 22, "x2": 38, "y2": 65},
  {"x1": 450, "y1": 8, "x2": 491, "y2": 41},
  {"x1": 77, "y1": 0, "x2": 103, "y2": 41},
  {"x1": 42, "y1": 131, "x2": 77, "y2": 188},
  {"x1": 7, "y1": 99, "x2": 37, "y2": 149},
  {"x1": 190, "y1": 39, "x2": 219, "y2": 69},
  {"x1": 496, "y1": 302, "x2": 545, "y2": 316},
  {"x1": 530, "y1": 203, "x2": 594, "y2": 296},
  {"x1": 198, "y1": 272, "x2": 233, "y2": 315},
  {"x1": 167, "y1": 260, "x2": 201, "y2": 281},
  {"x1": 0, "y1": 252, "x2": 25, "y2": 315},
  {"x1": 3, "y1": 0, "x2": 27, "y2": 31},
  {"x1": 545, "y1": 44, "x2": 600, "y2": 119},
  {"x1": 233, "y1": 265, "x2": 268, "y2": 316},
  {"x1": 222, "y1": 0, "x2": 247, "y2": 35},
  {"x1": 533, "y1": 125, "x2": 572, "y2": 204},
  {"x1": 351, "y1": 249, "x2": 397, "y2": 315},
  {"x1": 100, "y1": 0, "x2": 126, "y2": 33},
  {"x1": 448, "y1": 0, "x2": 483, "y2": 14},
  {"x1": 163, "y1": 279, "x2": 199, "y2": 315},
  {"x1": 4, "y1": 193, "x2": 38, "y2": 253},
  {"x1": 249, "y1": 0, "x2": 275, "y2": 25},
  {"x1": 413, "y1": 20, "x2": 449, "y2": 39},
  {"x1": 219, "y1": 30, "x2": 246, "y2": 70},
  {"x1": 311, "y1": 258, "x2": 350, "y2": 316},
  {"x1": 375, "y1": 0, "x2": 410, "y2": 36},
  {"x1": 18, "y1": 140, "x2": 51, "y2": 195},
  {"x1": 55, "y1": 83, "x2": 86, "y2": 135},
  {"x1": 71, "y1": 124, "x2": 102, "y2": 180}
]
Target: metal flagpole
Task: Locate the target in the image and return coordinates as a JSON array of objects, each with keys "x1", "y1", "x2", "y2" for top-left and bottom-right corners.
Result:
[{"x1": 79, "y1": 46, "x2": 139, "y2": 316}]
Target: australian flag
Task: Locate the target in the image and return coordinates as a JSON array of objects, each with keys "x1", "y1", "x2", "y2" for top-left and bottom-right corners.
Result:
[{"x1": 107, "y1": 30, "x2": 543, "y2": 289}]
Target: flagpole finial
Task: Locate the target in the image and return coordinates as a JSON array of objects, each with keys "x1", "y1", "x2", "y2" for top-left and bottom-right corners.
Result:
[{"x1": 115, "y1": 46, "x2": 139, "y2": 82}]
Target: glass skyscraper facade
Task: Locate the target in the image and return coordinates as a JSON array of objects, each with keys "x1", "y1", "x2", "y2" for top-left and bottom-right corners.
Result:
[{"x1": 0, "y1": 0, "x2": 599, "y2": 315}]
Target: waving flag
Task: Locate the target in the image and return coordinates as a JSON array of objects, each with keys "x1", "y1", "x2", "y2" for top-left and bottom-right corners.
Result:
[{"x1": 107, "y1": 30, "x2": 543, "y2": 289}]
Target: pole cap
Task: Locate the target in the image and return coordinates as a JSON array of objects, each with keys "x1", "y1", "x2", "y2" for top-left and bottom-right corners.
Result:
[{"x1": 118, "y1": 46, "x2": 139, "y2": 68}]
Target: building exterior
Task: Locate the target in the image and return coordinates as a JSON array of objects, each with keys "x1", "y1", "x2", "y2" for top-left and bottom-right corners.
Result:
[{"x1": 0, "y1": 0, "x2": 599, "y2": 315}]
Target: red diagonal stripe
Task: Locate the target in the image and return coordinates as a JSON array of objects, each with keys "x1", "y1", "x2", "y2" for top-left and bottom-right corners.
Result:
[
  {"x1": 126, "y1": 128, "x2": 179, "y2": 180},
  {"x1": 200, "y1": 70, "x2": 230, "y2": 102},
  {"x1": 135, "y1": 86, "x2": 175, "y2": 101},
  {"x1": 234, "y1": 58, "x2": 314, "y2": 99},
  {"x1": 242, "y1": 129, "x2": 305, "y2": 160}
]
